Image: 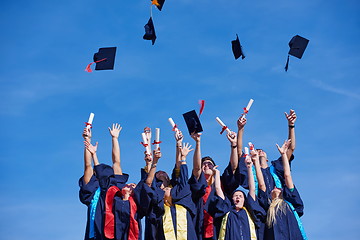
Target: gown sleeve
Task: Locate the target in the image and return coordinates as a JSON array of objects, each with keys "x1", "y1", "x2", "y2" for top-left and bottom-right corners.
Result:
[
  {"x1": 78, "y1": 174, "x2": 99, "y2": 205},
  {"x1": 245, "y1": 194, "x2": 267, "y2": 228},
  {"x1": 221, "y1": 161, "x2": 240, "y2": 197},
  {"x1": 283, "y1": 185, "x2": 304, "y2": 217}
]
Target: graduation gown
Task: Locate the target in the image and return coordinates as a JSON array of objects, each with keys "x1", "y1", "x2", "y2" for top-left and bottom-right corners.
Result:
[
  {"x1": 79, "y1": 174, "x2": 100, "y2": 240},
  {"x1": 143, "y1": 164, "x2": 198, "y2": 240},
  {"x1": 259, "y1": 186, "x2": 304, "y2": 240},
  {"x1": 207, "y1": 193, "x2": 266, "y2": 240}
]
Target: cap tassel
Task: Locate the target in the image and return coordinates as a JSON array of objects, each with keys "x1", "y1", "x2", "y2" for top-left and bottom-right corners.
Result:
[
  {"x1": 285, "y1": 55, "x2": 289, "y2": 72},
  {"x1": 84, "y1": 58, "x2": 107, "y2": 73},
  {"x1": 198, "y1": 100, "x2": 205, "y2": 117}
]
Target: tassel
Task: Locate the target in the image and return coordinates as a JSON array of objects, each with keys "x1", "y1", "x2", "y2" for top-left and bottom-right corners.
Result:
[
  {"x1": 198, "y1": 100, "x2": 205, "y2": 117},
  {"x1": 285, "y1": 55, "x2": 289, "y2": 72}
]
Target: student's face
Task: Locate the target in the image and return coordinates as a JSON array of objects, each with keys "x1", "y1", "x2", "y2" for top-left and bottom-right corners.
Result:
[
  {"x1": 156, "y1": 171, "x2": 170, "y2": 187},
  {"x1": 271, "y1": 187, "x2": 282, "y2": 200},
  {"x1": 122, "y1": 183, "x2": 136, "y2": 195},
  {"x1": 257, "y1": 149, "x2": 268, "y2": 167},
  {"x1": 202, "y1": 160, "x2": 214, "y2": 175},
  {"x1": 232, "y1": 191, "x2": 245, "y2": 208}
]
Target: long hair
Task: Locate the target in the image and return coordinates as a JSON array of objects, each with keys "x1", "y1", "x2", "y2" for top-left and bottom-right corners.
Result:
[{"x1": 266, "y1": 196, "x2": 288, "y2": 228}]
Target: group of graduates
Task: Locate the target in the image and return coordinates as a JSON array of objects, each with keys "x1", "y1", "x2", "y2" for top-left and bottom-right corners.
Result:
[{"x1": 79, "y1": 109, "x2": 307, "y2": 240}]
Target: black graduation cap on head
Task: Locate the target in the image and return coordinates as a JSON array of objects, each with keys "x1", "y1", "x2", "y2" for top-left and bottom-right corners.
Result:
[
  {"x1": 143, "y1": 17, "x2": 156, "y2": 45},
  {"x1": 85, "y1": 47, "x2": 117, "y2": 72},
  {"x1": 152, "y1": 0, "x2": 165, "y2": 11},
  {"x1": 232, "y1": 34, "x2": 245, "y2": 60},
  {"x1": 285, "y1": 35, "x2": 309, "y2": 71},
  {"x1": 183, "y1": 110, "x2": 203, "y2": 135}
]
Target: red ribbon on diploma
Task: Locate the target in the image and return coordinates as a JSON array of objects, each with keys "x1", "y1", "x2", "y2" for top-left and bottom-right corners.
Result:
[
  {"x1": 140, "y1": 142, "x2": 148, "y2": 147},
  {"x1": 172, "y1": 124, "x2": 178, "y2": 131},
  {"x1": 152, "y1": 141, "x2": 162, "y2": 145},
  {"x1": 84, "y1": 122, "x2": 92, "y2": 128},
  {"x1": 220, "y1": 126, "x2": 228, "y2": 134}
]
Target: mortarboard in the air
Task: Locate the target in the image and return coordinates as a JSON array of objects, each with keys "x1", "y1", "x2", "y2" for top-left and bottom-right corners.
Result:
[
  {"x1": 232, "y1": 34, "x2": 245, "y2": 60},
  {"x1": 183, "y1": 110, "x2": 203, "y2": 135},
  {"x1": 85, "y1": 47, "x2": 117, "y2": 72},
  {"x1": 151, "y1": 0, "x2": 165, "y2": 11},
  {"x1": 285, "y1": 35, "x2": 309, "y2": 71},
  {"x1": 143, "y1": 17, "x2": 156, "y2": 45}
]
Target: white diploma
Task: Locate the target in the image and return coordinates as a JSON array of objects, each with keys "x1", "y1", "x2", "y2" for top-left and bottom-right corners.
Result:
[
  {"x1": 215, "y1": 117, "x2": 231, "y2": 134},
  {"x1": 244, "y1": 147, "x2": 249, "y2": 155},
  {"x1": 248, "y1": 142, "x2": 255, "y2": 151},
  {"x1": 168, "y1": 118, "x2": 179, "y2": 132},
  {"x1": 246, "y1": 99, "x2": 254, "y2": 111},
  {"x1": 155, "y1": 128, "x2": 160, "y2": 149},
  {"x1": 141, "y1": 133, "x2": 151, "y2": 154},
  {"x1": 86, "y1": 113, "x2": 95, "y2": 129}
]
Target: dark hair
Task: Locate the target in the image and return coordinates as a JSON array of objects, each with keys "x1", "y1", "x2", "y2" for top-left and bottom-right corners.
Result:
[{"x1": 201, "y1": 156, "x2": 216, "y2": 166}]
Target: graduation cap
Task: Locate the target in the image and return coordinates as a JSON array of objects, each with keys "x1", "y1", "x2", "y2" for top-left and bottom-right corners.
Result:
[
  {"x1": 152, "y1": 0, "x2": 165, "y2": 11},
  {"x1": 232, "y1": 34, "x2": 245, "y2": 60},
  {"x1": 85, "y1": 47, "x2": 117, "y2": 72},
  {"x1": 285, "y1": 35, "x2": 309, "y2": 71},
  {"x1": 183, "y1": 110, "x2": 203, "y2": 135},
  {"x1": 143, "y1": 17, "x2": 156, "y2": 45}
]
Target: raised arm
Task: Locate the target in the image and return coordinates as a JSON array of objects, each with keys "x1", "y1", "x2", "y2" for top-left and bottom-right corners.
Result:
[
  {"x1": 236, "y1": 117, "x2": 247, "y2": 158},
  {"x1": 227, "y1": 131, "x2": 238, "y2": 173},
  {"x1": 213, "y1": 166, "x2": 225, "y2": 200},
  {"x1": 84, "y1": 140, "x2": 99, "y2": 166},
  {"x1": 145, "y1": 149, "x2": 161, "y2": 187},
  {"x1": 245, "y1": 155, "x2": 256, "y2": 200},
  {"x1": 191, "y1": 132, "x2": 202, "y2": 180},
  {"x1": 276, "y1": 139, "x2": 294, "y2": 189},
  {"x1": 108, "y1": 123, "x2": 123, "y2": 175},
  {"x1": 285, "y1": 109, "x2": 296, "y2": 159},
  {"x1": 82, "y1": 127, "x2": 94, "y2": 184},
  {"x1": 251, "y1": 149, "x2": 266, "y2": 192},
  {"x1": 175, "y1": 130, "x2": 184, "y2": 169}
]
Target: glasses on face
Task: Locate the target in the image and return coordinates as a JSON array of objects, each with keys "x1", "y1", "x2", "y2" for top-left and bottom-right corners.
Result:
[{"x1": 202, "y1": 161, "x2": 214, "y2": 168}]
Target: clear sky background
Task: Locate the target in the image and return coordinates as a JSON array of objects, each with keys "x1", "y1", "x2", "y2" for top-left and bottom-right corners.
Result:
[{"x1": 1, "y1": 0, "x2": 359, "y2": 239}]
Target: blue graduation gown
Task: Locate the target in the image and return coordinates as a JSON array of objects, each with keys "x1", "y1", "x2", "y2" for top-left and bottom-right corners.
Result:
[
  {"x1": 189, "y1": 171, "x2": 216, "y2": 240},
  {"x1": 207, "y1": 193, "x2": 266, "y2": 240},
  {"x1": 221, "y1": 161, "x2": 242, "y2": 197},
  {"x1": 260, "y1": 186, "x2": 304, "y2": 240},
  {"x1": 142, "y1": 164, "x2": 198, "y2": 240},
  {"x1": 79, "y1": 174, "x2": 100, "y2": 240},
  {"x1": 92, "y1": 164, "x2": 129, "y2": 240}
]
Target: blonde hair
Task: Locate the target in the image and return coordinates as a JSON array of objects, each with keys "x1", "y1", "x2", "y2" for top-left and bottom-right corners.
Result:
[{"x1": 266, "y1": 197, "x2": 288, "y2": 228}]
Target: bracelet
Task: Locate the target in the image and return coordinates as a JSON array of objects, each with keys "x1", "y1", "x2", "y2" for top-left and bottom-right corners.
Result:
[
  {"x1": 231, "y1": 145, "x2": 237, "y2": 148},
  {"x1": 151, "y1": 164, "x2": 157, "y2": 168},
  {"x1": 180, "y1": 159, "x2": 186, "y2": 162},
  {"x1": 288, "y1": 125, "x2": 295, "y2": 128}
]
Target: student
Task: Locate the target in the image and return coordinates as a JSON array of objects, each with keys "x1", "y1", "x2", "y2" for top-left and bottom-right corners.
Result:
[
  {"x1": 141, "y1": 130, "x2": 198, "y2": 240},
  {"x1": 256, "y1": 140, "x2": 306, "y2": 240},
  {"x1": 207, "y1": 155, "x2": 266, "y2": 240},
  {"x1": 82, "y1": 123, "x2": 134, "y2": 240},
  {"x1": 189, "y1": 129, "x2": 240, "y2": 240}
]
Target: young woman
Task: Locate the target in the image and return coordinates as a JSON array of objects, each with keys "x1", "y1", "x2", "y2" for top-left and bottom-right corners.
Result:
[{"x1": 255, "y1": 139, "x2": 306, "y2": 240}]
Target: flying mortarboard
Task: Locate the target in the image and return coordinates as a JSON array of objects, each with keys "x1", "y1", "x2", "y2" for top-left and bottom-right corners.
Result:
[
  {"x1": 183, "y1": 110, "x2": 203, "y2": 135},
  {"x1": 285, "y1": 35, "x2": 309, "y2": 71},
  {"x1": 85, "y1": 47, "x2": 117, "y2": 72},
  {"x1": 232, "y1": 34, "x2": 245, "y2": 60},
  {"x1": 151, "y1": 0, "x2": 165, "y2": 11},
  {"x1": 143, "y1": 17, "x2": 157, "y2": 45}
]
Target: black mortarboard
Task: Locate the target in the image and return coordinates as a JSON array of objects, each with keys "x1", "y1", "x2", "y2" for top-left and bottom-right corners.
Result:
[
  {"x1": 152, "y1": 0, "x2": 165, "y2": 11},
  {"x1": 183, "y1": 110, "x2": 203, "y2": 135},
  {"x1": 232, "y1": 34, "x2": 245, "y2": 60},
  {"x1": 143, "y1": 17, "x2": 156, "y2": 45},
  {"x1": 85, "y1": 47, "x2": 117, "y2": 72},
  {"x1": 285, "y1": 35, "x2": 309, "y2": 71}
]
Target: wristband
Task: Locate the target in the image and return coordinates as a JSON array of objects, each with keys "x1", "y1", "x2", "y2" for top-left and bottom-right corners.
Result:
[
  {"x1": 180, "y1": 159, "x2": 186, "y2": 162},
  {"x1": 232, "y1": 145, "x2": 237, "y2": 148},
  {"x1": 288, "y1": 125, "x2": 295, "y2": 128}
]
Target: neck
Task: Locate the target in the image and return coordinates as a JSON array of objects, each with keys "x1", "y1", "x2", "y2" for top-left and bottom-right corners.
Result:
[
  {"x1": 205, "y1": 174, "x2": 213, "y2": 185},
  {"x1": 123, "y1": 193, "x2": 131, "y2": 201}
]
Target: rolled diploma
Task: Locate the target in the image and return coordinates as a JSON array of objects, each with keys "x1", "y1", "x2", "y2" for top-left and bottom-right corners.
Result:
[
  {"x1": 215, "y1": 117, "x2": 231, "y2": 134},
  {"x1": 86, "y1": 113, "x2": 95, "y2": 129},
  {"x1": 244, "y1": 147, "x2": 249, "y2": 155},
  {"x1": 168, "y1": 118, "x2": 179, "y2": 132},
  {"x1": 246, "y1": 99, "x2": 254, "y2": 111},
  {"x1": 155, "y1": 128, "x2": 160, "y2": 149},
  {"x1": 248, "y1": 142, "x2": 255, "y2": 151},
  {"x1": 142, "y1": 133, "x2": 151, "y2": 154}
]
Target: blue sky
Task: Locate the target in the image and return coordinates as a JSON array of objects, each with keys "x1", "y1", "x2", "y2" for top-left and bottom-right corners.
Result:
[{"x1": 0, "y1": 0, "x2": 359, "y2": 239}]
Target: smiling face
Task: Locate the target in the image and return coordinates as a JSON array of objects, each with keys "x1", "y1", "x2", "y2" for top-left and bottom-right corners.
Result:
[
  {"x1": 156, "y1": 170, "x2": 170, "y2": 188},
  {"x1": 202, "y1": 160, "x2": 214, "y2": 176},
  {"x1": 232, "y1": 191, "x2": 245, "y2": 209}
]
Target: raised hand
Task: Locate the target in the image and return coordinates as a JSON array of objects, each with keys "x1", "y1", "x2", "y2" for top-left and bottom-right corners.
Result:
[
  {"x1": 226, "y1": 131, "x2": 237, "y2": 146},
  {"x1": 245, "y1": 155, "x2": 253, "y2": 168},
  {"x1": 276, "y1": 139, "x2": 292, "y2": 155},
  {"x1": 82, "y1": 127, "x2": 92, "y2": 140},
  {"x1": 175, "y1": 130, "x2": 184, "y2": 143},
  {"x1": 191, "y1": 132, "x2": 202, "y2": 143},
  {"x1": 180, "y1": 142, "x2": 194, "y2": 159},
  {"x1": 237, "y1": 116, "x2": 247, "y2": 130},
  {"x1": 84, "y1": 140, "x2": 98, "y2": 155},
  {"x1": 108, "y1": 123, "x2": 122, "y2": 138},
  {"x1": 285, "y1": 109, "x2": 297, "y2": 126}
]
